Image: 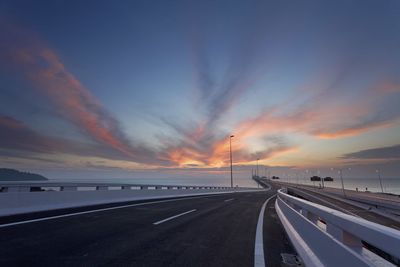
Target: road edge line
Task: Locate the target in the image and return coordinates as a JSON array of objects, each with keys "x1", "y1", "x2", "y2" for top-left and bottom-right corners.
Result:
[{"x1": 254, "y1": 193, "x2": 277, "y2": 267}]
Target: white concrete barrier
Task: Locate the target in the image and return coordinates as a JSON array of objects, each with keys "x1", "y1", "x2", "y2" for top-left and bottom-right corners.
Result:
[
  {"x1": 276, "y1": 189, "x2": 400, "y2": 267},
  {"x1": 0, "y1": 182, "x2": 264, "y2": 217}
]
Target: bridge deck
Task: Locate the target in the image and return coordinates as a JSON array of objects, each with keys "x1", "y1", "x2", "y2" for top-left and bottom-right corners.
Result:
[
  {"x1": 0, "y1": 188, "x2": 294, "y2": 267},
  {"x1": 271, "y1": 181, "x2": 400, "y2": 231}
]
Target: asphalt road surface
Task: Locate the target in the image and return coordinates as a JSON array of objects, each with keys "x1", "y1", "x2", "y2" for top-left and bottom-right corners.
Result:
[
  {"x1": 288, "y1": 186, "x2": 400, "y2": 230},
  {"x1": 0, "y1": 188, "x2": 294, "y2": 267}
]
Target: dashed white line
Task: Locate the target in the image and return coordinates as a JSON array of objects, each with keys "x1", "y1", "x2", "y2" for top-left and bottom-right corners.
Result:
[
  {"x1": 224, "y1": 198, "x2": 235, "y2": 202},
  {"x1": 254, "y1": 194, "x2": 276, "y2": 267},
  {"x1": 153, "y1": 209, "x2": 197, "y2": 225},
  {"x1": 0, "y1": 196, "x2": 208, "y2": 228}
]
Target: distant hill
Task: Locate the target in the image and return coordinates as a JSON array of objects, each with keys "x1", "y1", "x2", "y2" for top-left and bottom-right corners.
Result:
[{"x1": 0, "y1": 168, "x2": 48, "y2": 181}]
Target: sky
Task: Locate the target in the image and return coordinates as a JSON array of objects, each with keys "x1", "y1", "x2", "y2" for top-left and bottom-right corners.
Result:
[{"x1": 0, "y1": 0, "x2": 400, "y2": 183}]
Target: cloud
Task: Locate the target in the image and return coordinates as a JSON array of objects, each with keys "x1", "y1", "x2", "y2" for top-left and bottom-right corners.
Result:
[
  {"x1": 342, "y1": 144, "x2": 400, "y2": 160},
  {"x1": 0, "y1": 22, "x2": 171, "y2": 166},
  {"x1": 1, "y1": 24, "x2": 131, "y2": 156},
  {"x1": 233, "y1": 79, "x2": 400, "y2": 141},
  {"x1": 157, "y1": 2, "x2": 276, "y2": 167},
  {"x1": 377, "y1": 82, "x2": 400, "y2": 94},
  {"x1": 0, "y1": 115, "x2": 141, "y2": 161},
  {"x1": 0, "y1": 115, "x2": 70, "y2": 154},
  {"x1": 185, "y1": 0, "x2": 271, "y2": 126}
]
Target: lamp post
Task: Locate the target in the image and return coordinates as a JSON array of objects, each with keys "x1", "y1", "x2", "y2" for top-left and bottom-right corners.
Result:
[
  {"x1": 318, "y1": 169, "x2": 324, "y2": 189},
  {"x1": 229, "y1": 135, "x2": 234, "y2": 188},
  {"x1": 339, "y1": 169, "x2": 345, "y2": 197},
  {"x1": 338, "y1": 168, "x2": 350, "y2": 197},
  {"x1": 305, "y1": 169, "x2": 309, "y2": 186},
  {"x1": 256, "y1": 158, "x2": 260, "y2": 178},
  {"x1": 376, "y1": 169, "x2": 384, "y2": 193}
]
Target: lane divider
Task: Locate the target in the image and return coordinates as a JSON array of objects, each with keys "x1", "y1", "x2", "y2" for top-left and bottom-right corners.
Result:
[
  {"x1": 153, "y1": 209, "x2": 197, "y2": 225},
  {"x1": 224, "y1": 198, "x2": 235, "y2": 202},
  {"x1": 0, "y1": 196, "x2": 209, "y2": 228},
  {"x1": 254, "y1": 194, "x2": 277, "y2": 267}
]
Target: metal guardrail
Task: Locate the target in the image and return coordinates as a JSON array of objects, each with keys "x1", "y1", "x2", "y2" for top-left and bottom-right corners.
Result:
[
  {"x1": 0, "y1": 182, "x2": 237, "y2": 193},
  {"x1": 273, "y1": 180, "x2": 400, "y2": 213},
  {"x1": 275, "y1": 188, "x2": 400, "y2": 267},
  {"x1": 252, "y1": 177, "x2": 272, "y2": 189},
  {"x1": 0, "y1": 182, "x2": 263, "y2": 217}
]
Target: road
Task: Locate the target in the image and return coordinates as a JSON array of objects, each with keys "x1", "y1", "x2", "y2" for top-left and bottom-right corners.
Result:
[
  {"x1": 0, "y1": 188, "x2": 294, "y2": 266},
  {"x1": 287, "y1": 186, "x2": 400, "y2": 230}
]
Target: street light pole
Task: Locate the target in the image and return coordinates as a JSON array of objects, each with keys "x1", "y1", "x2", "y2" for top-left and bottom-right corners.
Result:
[
  {"x1": 319, "y1": 169, "x2": 324, "y2": 189},
  {"x1": 229, "y1": 135, "x2": 234, "y2": 188},
  {"x1": 256, "y1": 158, "x2": 259, "y2": 178},
  {"x1": 376, "y1": 169, "x2": 384, "y2": 193},
  {"x1": 339, "y1": 169, "x2": 346, "y2": 197}
]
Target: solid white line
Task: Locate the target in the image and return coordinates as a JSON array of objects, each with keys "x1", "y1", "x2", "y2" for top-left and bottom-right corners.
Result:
[
  {"x1": 153, "y1": 209, "x2": 197, "y2": 225},
  {"x1": 0, "y1": 196, "x2": 209, "y2": 228},
  {"x1": 254, "y1": 194, "x2": 277, "y2": 267},
  {"x1": 224, "y1": 198, "x2": 235, "y2": 202}
]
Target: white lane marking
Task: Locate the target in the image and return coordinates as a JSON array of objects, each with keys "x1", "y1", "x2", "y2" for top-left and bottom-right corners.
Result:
[
  {"x1": 254, "y1": 194, "x2": 276, "y2": 267},
  {"x1": 224, "y1": 198, "x2": 235, "y2": 202},
  {"x1": 0, "y1": 196, "x2": 210, "y2": 228},
  {"x1": 153, "y1": 209, "x2": 197, "y2": 225}
]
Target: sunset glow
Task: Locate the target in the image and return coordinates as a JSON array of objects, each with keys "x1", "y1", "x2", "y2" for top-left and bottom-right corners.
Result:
[{"x1": 1, "y1": 1, "x2": 400, "y2": 181}]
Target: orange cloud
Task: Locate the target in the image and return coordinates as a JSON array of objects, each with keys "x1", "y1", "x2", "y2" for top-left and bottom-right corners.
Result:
[
  {"x1": 314, "y1": 120, "x2": 397, "y2": 139},
  {"x1": 2, "y1": 23, "x2": 135, "y2": 158},
  {"x1": 233, "y1": 86, "x2": 399, "y2": 141}
]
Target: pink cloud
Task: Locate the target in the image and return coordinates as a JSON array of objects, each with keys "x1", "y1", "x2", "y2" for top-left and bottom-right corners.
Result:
[{"x1": 1, "y1": 23, "x2": 137, "y2": 159}]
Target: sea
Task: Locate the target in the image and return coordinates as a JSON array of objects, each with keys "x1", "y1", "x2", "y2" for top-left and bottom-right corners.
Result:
[
  {"x1": 50, "y1": 175, "x2": 400, "y2": 195},
  {"x1": 279, "y1": 176, "x2": 400, "y2": 195}
]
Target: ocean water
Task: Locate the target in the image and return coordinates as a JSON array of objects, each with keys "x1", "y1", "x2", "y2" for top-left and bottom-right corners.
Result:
[
  {"x1": 50, "y1": 175, "x2": 260, "y2": 188},
  {"x1": 49, "y1": 175, "x2": 399, "y2": 195},
  {"x1": 280, "y1": 176, "x2": 400, "y2": 195}
]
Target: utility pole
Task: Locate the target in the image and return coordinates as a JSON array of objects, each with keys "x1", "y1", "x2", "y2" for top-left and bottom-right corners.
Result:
[
  {"x1": 229, "y1": 135, "x2": 234, "y2": 188},
  {"x1": 256, "y1": 158, "x2": 259, "y2": 178},
  {"x1": 339, "y1": 169, "x2": 346, "y2": 197},
  {"x1": 376, "y1": 169, "x2": 384, "y2": 193}
]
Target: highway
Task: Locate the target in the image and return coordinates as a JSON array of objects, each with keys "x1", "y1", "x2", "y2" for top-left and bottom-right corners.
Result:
[
  {"x1": 0, "y1": 188, "x2": 293, "y2": 266},
  {"x1": 287, "y1": 186, "x2": 400, "y2": 230}
]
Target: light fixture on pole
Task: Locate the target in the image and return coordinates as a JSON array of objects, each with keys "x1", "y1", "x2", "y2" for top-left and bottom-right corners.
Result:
[{"x1": 229, "y1": 135, "x2": 234, "y2": 188}]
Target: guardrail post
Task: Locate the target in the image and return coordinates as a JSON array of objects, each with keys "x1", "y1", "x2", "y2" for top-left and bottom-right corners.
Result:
[
  {"x1": 96, "y1": 186, "x2": 108, "y2": 190},
  {"x1": 7, "y1": 186, "x2": 30, "y2": 192},
  {"x1": 326, "y1": 223, "x2": 343, "y2": 241},
  {"x1": 60, "y1": 186, "x2": 77, "y2": 191},
  {"x1": 342, "y1": 231, "x2": 362, "y2": 247},
  {"x1": 304, "y1": 210, "x2": 319, "y2": 224}
]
